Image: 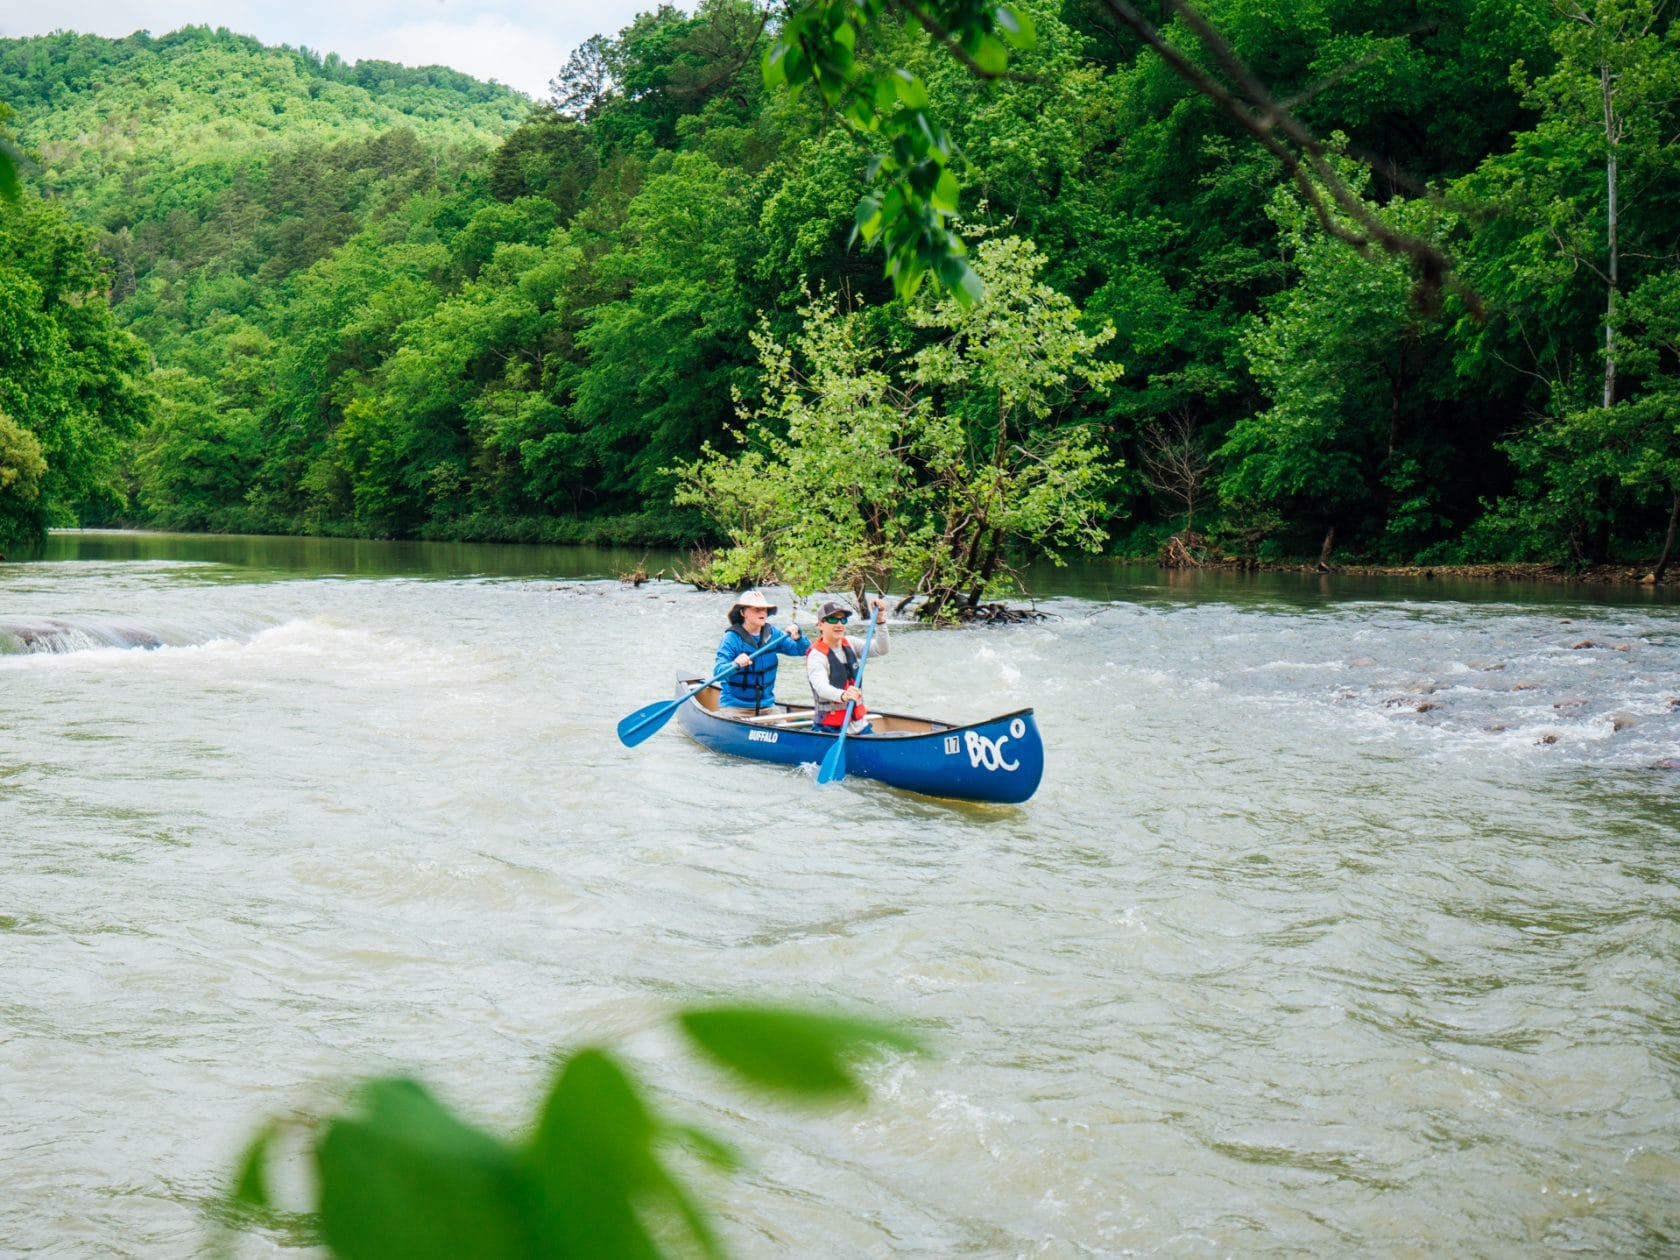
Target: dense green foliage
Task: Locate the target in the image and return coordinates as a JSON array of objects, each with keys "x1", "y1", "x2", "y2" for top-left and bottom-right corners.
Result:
[
  {"x1": 2, "y1": 1, "x2": 1677, "y2": 569},
  {"x1": 0, "y1": 194, "x2": 150, "y2": 547},
  {"x1": 677, "y1": 235, "x2": 1123, "y2": 613},
  {"x1": 228, "y1": 1003, "x2": 922, "y2": 1258}
]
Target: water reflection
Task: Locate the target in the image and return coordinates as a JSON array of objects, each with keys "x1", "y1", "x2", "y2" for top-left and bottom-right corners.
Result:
[{"x1": 27, "y1": 529, "x2": 680, "y2": 583}]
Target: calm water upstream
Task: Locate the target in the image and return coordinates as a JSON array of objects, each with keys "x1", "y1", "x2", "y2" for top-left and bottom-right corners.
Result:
[{"x1": 3, "y1": 531, "x2": 1678, "y2": 1257}]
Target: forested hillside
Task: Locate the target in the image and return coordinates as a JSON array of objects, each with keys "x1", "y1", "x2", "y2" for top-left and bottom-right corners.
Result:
[{"x1": 1, "y1": 4, "x2": 1676, "y2": 576}]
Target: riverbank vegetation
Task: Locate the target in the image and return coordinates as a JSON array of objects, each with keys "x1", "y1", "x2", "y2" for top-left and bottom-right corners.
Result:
[{"x1": 0, "y1": 5, "x2": 1676, "y2": 580}]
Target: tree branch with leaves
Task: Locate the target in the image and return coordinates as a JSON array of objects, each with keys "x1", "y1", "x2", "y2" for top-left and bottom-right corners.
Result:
[{"x1": 765, "y1": 0, "x2": 1465, "y2": 308}]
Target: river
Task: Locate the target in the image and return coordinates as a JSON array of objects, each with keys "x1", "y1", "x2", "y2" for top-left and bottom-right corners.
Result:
[{"x1": 3, "y1": 531, "x2": 1677, "y2": 1256}]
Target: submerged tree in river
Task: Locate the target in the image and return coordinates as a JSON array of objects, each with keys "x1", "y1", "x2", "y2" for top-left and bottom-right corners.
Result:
[
  {"x1": 906, "y1": 235, "x2": 1125, "y2": 615},
  {"x1": 673, "y1": 235, "x2": 1122, "y2": 618}
]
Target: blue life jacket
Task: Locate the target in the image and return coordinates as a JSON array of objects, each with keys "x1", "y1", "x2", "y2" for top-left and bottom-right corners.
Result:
[{"x1": 715, "y1": 625, "x2": 801, "y2": 709}]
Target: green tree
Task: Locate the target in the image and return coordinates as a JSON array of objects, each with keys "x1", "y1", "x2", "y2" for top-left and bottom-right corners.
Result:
[
  {"x1": 764, "y1": 0, "x2": 1466, "y2": 307},
  {"x1": 448, "y1": 196, "x2": 561, "y2": 282},
  {"x1": 331, "y1": 249, "x2": 554, "y2": 532},
  {"x1": 1452, "y1": 0, "x2": 1680, "y2": 563},
  {"x1": 8, "y1": 3, "x2": 1642, "y2": 564},
  {"x1": 569, "y1": 151, "x2": 761, "y2": 504},
  {"x1": 1620, "y1": 272, "x2": 1680, "y2": 579},
  {"x1": 1476, "y1": 271, "x2": 1680, "y2": 577},
  {"x1": 905, "y1": 232, "x2": 1124, "y2": 610},
  {"x1": 1525, "y1": 0, "x2": 1677, "y2": 415},
  {"x1": 677, "y1": 235, "x2": 1121, "y2": 616},
  {"x1": 571, "y1": 1, "x2": 771, "y2": 154},
  {"x1": 675, "y1": 292, "x2": 922, "y2": 598},
  {"x1": 489, "y1": 110, "x2": 600, "y2": 217},
  {"x1": 762, "y1": 0, "x2": 1036, "y2": 301},
  {"x1": 0, "y1": 409, "x2": 47, "y2": 546},
  {"x1": 248, "y1": 233, "x2": 452, "y2": 528},
  {"x1": 132, "y1": 368, "x2": 259, "y2": 528},
  {"x1": 0, "y1": 100, "x2": 20, "y2": 203},
  {"x1": 0, "y1": 195, "x2": 151, "y2": 541},
  {"x1": 1218, "y1": 171, "x2": 1458, "y2": 562}
]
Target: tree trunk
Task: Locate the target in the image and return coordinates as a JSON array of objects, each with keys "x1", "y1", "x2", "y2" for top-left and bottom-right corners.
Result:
[
  {"x1": 1381, "y1": 359, "x2": 1404, "y2": 530},
  {"x1": 966, "y1": 530, "x2": 1003, "y2": 608},
  {"x1": 1317, "y1": 524, "x2": 1336, "y2": 571},
  {"x1": 1586, "y1": 62, "x2": 1622, "y2": 569},
  {"x1": 954, "y1": 515, "x2": 986, "y2": 599},
  {"x1": 1653, "y1": 488, "x2": 1680, "y2": 586},
  {"x1": 1601, "y1": 61, "x2": 1619, "y2": 413}
]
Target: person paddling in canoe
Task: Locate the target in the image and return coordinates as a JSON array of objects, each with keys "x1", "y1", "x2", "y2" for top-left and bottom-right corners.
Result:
[
  {"x1": 714, "y1": 589, "x2": 806, "y2": 719},
  {"x1": 807, "y1": 598, "x2": 889, "y2": 735}
]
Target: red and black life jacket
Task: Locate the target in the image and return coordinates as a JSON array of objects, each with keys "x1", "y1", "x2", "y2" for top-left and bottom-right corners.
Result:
[{"x1": 809, "y1": 638, "x2": 864, "y2": 727}]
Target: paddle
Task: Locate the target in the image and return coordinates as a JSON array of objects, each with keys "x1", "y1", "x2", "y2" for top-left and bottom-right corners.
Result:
[
  {"x1": 816, "y1": 603, "x2": 881, "y2": 785},
  {"x1": 617, "y1": 627, "x2": 795, "y2": 748}
]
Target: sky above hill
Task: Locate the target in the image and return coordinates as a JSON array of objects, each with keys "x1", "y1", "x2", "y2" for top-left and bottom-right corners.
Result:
[{"x1": 0, "y1": 1, "x2": 666, "y2": 100}]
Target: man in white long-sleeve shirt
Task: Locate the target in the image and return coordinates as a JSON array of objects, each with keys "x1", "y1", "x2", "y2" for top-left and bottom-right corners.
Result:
[{"x1": 806, "y1": 598, "x2": 889, "y2": 735}]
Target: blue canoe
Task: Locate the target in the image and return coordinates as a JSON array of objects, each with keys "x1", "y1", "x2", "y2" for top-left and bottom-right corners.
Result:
[{"x1": 674, "y1": 677, "x2": 1044, "y2": 804}]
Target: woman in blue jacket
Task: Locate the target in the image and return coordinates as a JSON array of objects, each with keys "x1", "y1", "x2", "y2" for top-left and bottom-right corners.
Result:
[{"x1": 714, "y1": 589, "x2": 805, "y2": 717}]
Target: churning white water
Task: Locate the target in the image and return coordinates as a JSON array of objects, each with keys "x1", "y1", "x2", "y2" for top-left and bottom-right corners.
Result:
[{"x1": 2, "y1": 533, "x2": 1677, "y2": 1256}]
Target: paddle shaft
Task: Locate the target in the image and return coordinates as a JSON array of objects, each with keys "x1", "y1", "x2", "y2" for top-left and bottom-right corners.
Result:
[{"x1": 617, "y1": 626, "x2": 796, "y2": 747}]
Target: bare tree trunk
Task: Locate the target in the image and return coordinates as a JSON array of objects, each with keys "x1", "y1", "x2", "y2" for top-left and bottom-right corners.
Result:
[
  {"x1": 967, "y1": 531, "x2": 1002, "y2": 608},
  {"x1": 1382, "y1": 356, "x2": 1405, "y2": 529},
  {"x1": 1140, "y1": 411, "x2": 1210, "y2": 542},
  {"x1": 954, "y1": 515, "x2": 985, "y2": 597},
  {"x1": 1654, "y1": 488, "x2": 1680, "y2": 585},
  {"x1": 1387, "y1": 375, "x2": 1402, "y2": 466},
  {"x1": 1589, "y1": 62, "x2": 1622, "y2": 568},
  {"x1": 1317, "y1": 524, "x2": 1336, "y2": 571},
  {"x1": 1602, "y1": 61, "x2": 1619, "y2": 413}
]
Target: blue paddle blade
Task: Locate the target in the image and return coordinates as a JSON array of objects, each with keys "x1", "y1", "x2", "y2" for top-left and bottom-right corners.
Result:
[
  {"x1": 617, "y1": 697, "x2": 679, "y2": 747},
  {"x1": 816, "y1": 735, "x2": 848, "y2": 783},
  {"x1": 617, "y1": 627, "x2": 795, "y2": 752},
  {"x1": 816, "y1": 699, "x2": 858, "y2": 783},
  {"x1": 814, "y1": 608, "x2": 878, "y2": 786}
]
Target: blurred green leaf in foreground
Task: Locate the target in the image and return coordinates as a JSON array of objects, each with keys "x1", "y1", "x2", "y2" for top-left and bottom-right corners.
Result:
[{"x1": 225, "y1": 1003, "x2": 925, "y2": 1258}]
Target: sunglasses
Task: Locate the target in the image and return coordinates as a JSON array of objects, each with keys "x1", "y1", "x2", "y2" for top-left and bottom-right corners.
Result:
[
  {"x1": 821, "y1": 614, "x2": 851, "y2": 625},
  {"x1": 741, "y1": 605, "x2": 777, "y2": 615}
]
